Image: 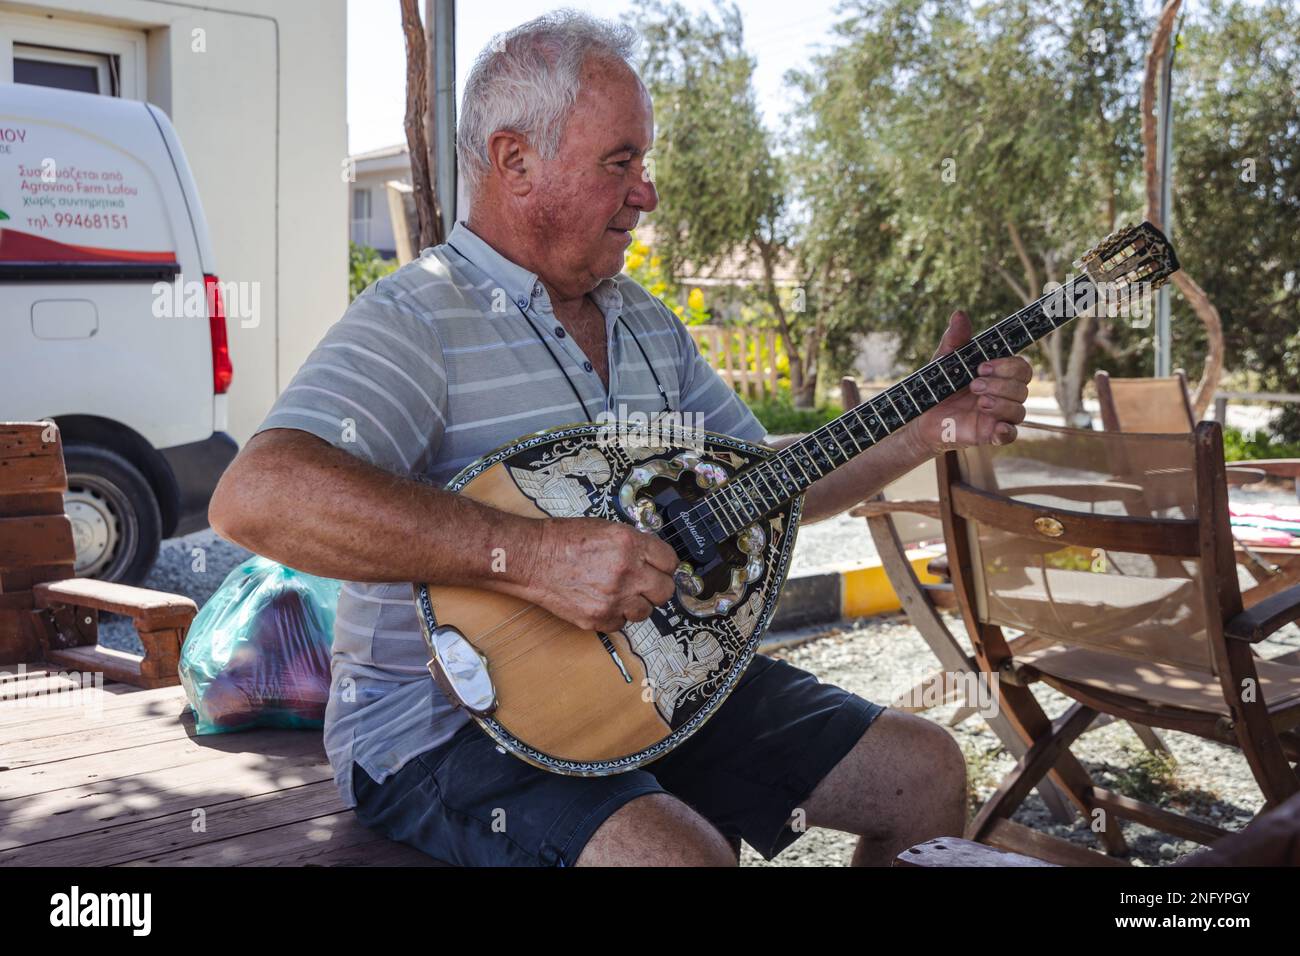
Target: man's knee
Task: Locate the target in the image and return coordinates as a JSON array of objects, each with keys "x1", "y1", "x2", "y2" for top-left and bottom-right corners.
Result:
[
  {"x1": 888, "y1": 711, "x2": 966, "y2": 802},
  {"x1": 576, "y1": 792, "x2": 736, "y2": 866}
]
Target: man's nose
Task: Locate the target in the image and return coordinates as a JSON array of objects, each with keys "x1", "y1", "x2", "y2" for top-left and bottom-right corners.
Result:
[{"x1": 628, "y1": 174, "x2": 658, "y2": 213}]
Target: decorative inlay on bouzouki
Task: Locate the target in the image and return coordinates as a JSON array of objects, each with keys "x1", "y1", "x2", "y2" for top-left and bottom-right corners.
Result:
[{"x1": 415, "y1": 221, "x2": 1181, "y2": 775}]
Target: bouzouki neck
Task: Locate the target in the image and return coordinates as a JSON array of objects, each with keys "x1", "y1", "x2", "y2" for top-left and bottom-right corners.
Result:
[{"x1": 688, "y1": 221, "x2": 1182, "y2": 542}]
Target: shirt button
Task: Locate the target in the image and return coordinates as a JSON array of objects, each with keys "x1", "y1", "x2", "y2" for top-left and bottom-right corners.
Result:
[
  {"x1": 583, "y1": 361, "x2": 593, "y2": 372},
  {"x1": 554, "y1": 326, "x2": 566, "y2": 338},
  {"x1": 515, "y1": 297, "x2": 528, "y2": 310},
  {"x1": 532, "y1": 282, "x2": 543, "y2": 297}
]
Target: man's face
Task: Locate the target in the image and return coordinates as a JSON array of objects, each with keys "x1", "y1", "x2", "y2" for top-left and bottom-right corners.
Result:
[{"x1": 526, "y1": 57, "x2": 658, "y2": 296}]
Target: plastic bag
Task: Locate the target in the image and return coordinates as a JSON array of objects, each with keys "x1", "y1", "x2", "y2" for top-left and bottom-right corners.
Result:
[{"x1": 179, "y1": 556, "x2": 341, "y2": 734}]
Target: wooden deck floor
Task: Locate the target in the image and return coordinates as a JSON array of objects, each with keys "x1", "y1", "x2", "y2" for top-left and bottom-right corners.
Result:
[{"x1": 0, "y1": 663, "x2": 437, "y2": 866}]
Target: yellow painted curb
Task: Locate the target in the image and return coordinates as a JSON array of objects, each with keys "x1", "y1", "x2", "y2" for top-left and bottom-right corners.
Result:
[{"x1": 841, "y1": 548, "x2": 945, "y2": 619}]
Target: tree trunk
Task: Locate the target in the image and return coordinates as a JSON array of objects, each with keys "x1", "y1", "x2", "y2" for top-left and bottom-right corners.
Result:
[
  {"x1": 1143, "y1": 0, "x2": 1223, "y2": 417},
  {"x1": 757, "y1": 238, "x2": 813, "y2": 406},
  {"x1": 400, "y1": 0, "x2": 442, "y2": 251}
]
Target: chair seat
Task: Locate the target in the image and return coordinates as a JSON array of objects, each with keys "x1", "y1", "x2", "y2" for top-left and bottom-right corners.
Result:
[{"x1": 1017, "y1": 642, "x2": 1300, "y2": 717}]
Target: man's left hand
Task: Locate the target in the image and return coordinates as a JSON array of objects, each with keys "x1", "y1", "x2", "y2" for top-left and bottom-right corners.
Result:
[{"x1": 910, "y1": 310, "x2": 1032, "y2": 456}]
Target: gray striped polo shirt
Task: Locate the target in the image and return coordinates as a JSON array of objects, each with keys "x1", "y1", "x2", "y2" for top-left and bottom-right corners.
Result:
[{"x1": 255, "y1": 220, "x2": 768, "y2": 807}]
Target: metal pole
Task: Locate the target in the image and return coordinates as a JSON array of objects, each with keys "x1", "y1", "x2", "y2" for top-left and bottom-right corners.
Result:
[
  {"x1": 1154, "y1": 28, "x2": 1175, "y2": 377},
  {"x1": 428, "y1": 0, "x2": 457, "y2": 236}
]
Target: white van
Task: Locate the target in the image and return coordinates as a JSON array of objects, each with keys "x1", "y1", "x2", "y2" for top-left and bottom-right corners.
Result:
[{"x1": 0, "y1": 84, "x2": 236, "y2": 584}]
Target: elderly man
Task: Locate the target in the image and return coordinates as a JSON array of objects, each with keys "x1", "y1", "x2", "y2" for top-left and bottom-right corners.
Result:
[{"x1": 210, "y1": 10, "x2": 1032, "y2": 867}]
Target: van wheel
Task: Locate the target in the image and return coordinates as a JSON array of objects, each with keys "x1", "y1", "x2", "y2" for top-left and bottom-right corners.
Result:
[{"x1": 63, "y1": 443, "x2": 162, "y2": 585}]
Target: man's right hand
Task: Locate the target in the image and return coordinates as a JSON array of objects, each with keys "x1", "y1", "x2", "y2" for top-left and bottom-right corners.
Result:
[{"x1": 528, "y1": 517, "x2": 679, "y2": 632}]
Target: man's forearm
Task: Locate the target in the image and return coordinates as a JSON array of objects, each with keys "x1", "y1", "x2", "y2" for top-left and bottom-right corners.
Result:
[
  {"x1": 209, "y1": 429, "x2": 546, "y2": 598},
  {"x1": 769, "y1": 423, "x2": 935, "y2": 525}
]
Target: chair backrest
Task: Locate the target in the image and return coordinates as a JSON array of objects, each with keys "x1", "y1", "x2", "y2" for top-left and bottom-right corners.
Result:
[
  {"x1": 881, "y1": 460, "x2": 942, "y2": 547},
  {"x1": 0, "y1": 422, "x2": 75, "y2": 663},
  {"x1": 1095, "y1": 369, "x2": 1195, "y2": 433},
  {"x1": 840, "y1": 376, "x2": 942, "y2": 547},
  {"x1": 937, "y1": 420, "x2": 1238, "y2": 674}
]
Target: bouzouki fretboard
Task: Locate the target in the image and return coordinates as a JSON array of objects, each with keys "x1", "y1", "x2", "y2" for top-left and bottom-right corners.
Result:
[{"x1": 686, "y1": 220, "x2": 1181, "y2": 541}]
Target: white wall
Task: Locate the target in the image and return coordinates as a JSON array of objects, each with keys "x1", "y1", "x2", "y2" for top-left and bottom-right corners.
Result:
[{"x1": 0, "y1": 0, "x2": 348, "y2": 445}]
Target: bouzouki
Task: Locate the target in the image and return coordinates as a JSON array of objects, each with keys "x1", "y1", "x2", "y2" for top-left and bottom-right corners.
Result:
[{"x1": 415, "y1": 221, "x2": 1181, "y2": 775}]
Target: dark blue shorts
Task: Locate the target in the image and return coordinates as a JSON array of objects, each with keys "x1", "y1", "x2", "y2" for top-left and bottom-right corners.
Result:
[{"x1": 351, "y1": 653, "x2": 884, "y2": 866}]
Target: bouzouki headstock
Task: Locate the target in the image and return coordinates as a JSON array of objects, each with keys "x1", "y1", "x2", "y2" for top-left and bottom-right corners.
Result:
[{"x1": 1076, "y1": 220, "x2": 1181, "y2": 291}]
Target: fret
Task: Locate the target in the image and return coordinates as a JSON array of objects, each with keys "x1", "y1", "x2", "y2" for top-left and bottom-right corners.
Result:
[
  {"x1": 785, "y1": 450, "x2": 814, "y2": 483},
  {"x1": 806, "y1": 431, "x2": 835, "y2": 466},
  {"x1": 727, "y1": 482, "x2": 759, "y2": 524},
  {"x1": 804, "y1": 434, "x2": 835, "y2": 473},
  {"x1": 888, "y1": 385, "x2": 920, "y2": 420},
  {"x1": 975, "y1": 328, "x2": 1013, "y2": 359},
  {"x1": 1070, "y1": 277, "x2": 1098, "y2": 323},
  {"x1": 787, "y1": 442, "x2": 824, "y2": 482},
  {"x1": 997, "y1": 315, "x2": 1033, "y2": 351},
  {"x1": 938, "y1": 352, "x2": 974, "y2": 390},
  {"x1": 956, "y1": 341, "x2": 987, "y2": 374},
  {"x1": 816, "y1": 428, "x2": 844, "y2": 461},
  {"x1": 874, "y1": 395, "x2": 904, "y2": 433},
  {"x1": 853, "y1": 406, "x2": 887, "y2": 442},
  {"x1": 832, "y1": 423, "x2": 857, "y2": 459},
  {"x1": 833, "y1": 417, "x2": 864, "y2": 453},
  {"x1": 824, "y1": 423, "x2": 854, "y2": 461},
  {"x1": 744, "y1": 472, "x2": 773, "y2": 517},
  {"x1": 752, "y1": 467, "x2": 781, "y2": 504},
  {"x1": 1020, "y1": 303, "x2": 1055, "y2": 338},
  {"x1": 905, "y1": 375, "x2": 939, "y2": 412},
  {"x1": 699, "y1": 495, "x2": 735, "y2": 537},
  {"x1": 773, "y1": 459, "x2": 801, "y2": 494},
  {"x1": 920, "y1": 362, "x2": 954, "y2": 401}
]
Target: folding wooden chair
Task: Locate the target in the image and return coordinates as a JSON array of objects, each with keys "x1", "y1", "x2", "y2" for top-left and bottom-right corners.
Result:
[
  {"x1": 1095, "y1": 370, "x2": 1300, "y2": 607},
  {"x1": 939, "y1": 419, "x2": 1300, "y2": 861},
  {"x1": 0, "y1": 422, "x2": 197, "y2": 687},
  {"x1": 841, "y1": 379, "x2": 1164, "y2": 824}
]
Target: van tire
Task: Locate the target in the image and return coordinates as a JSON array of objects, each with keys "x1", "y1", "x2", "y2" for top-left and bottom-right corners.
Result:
[{"x1": 63, "y1": 443, "x2": 163, "y2": 585}]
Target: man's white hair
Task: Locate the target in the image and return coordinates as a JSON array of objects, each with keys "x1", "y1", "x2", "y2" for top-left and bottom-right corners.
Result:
[{"x1": 457, "y1": 9, "x2": 641, "y2": 197}]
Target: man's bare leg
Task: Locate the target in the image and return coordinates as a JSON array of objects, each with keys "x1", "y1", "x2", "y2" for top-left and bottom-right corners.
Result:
[
  {"x1": 575, "y1": 793, "x2": 737, "y2": 866},
  {"x1": 798, "y1": 710, "x2": 967, "y2": 866}
]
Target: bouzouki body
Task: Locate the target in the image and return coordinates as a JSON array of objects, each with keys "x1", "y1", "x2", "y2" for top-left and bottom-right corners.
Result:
[
  {"x1": 416, "y1": 221, "x2": 1182, "y2": 776},
  {"x1": 417, "y1": 423, "x2": 801, "y2": 775}
]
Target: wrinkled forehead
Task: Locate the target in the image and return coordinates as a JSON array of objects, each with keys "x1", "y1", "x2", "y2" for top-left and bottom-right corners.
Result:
[{"x1": 567, "y1": 55, "x2": 655, "y2": 153}]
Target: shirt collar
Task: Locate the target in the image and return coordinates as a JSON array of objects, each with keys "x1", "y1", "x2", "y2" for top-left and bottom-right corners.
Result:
[{"x1": 446, "y1": 220, "x2": 624, "y2": 320}]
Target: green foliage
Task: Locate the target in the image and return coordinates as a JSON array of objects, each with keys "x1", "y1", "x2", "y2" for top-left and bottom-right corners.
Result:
[
  {"x1": 1222, "y1": 425, "x2": 1300, "y2": 463},
  {"x1": 349, "y1": 242, "x2": 398, "y2": 301},
  {"x1": 1162, "y1": 0, "x2": 1300, "y2": 441},
  {"x1": 744, "y1": 393, "x2": 841, "y2": 434},
  {"x1": 629, "y1": 1, "x2": 787, "y2": 278},
  {"x1": 788, "y1": 0, "x2": 1148, "y2": 375}
]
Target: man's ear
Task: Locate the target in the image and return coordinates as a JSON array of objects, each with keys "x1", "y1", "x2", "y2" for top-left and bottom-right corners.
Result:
[{"x1": 485, "y1": 130, "x2": 534, "y2": 197}]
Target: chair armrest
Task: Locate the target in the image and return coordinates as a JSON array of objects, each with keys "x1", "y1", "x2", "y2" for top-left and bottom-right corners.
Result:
[
  {"x1": 33, "y1": 578, "x2": 197, "y2": 629},
  {"x1": 849, "y1": 499, "x2": 941, "y2": 519},
  {"x1": 1225, "y1": 583, "x2": 1300, "y2": 643},
  {"x1": 1228, "y1": 458, "x2": 1300, "y2": 479}
]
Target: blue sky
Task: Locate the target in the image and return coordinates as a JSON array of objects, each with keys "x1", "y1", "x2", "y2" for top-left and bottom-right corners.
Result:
[{"x1": 346, "y1": 0, "x2": 845, "y2": 155}]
